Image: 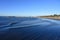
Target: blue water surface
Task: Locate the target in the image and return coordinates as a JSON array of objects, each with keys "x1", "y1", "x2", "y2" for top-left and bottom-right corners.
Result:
[{"x1": 0, "y1": 17, "x2": 60, "y2": 40}]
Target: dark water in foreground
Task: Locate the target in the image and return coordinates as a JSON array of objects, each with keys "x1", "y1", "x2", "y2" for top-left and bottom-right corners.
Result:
[{"x1": 0, "y1": 17, "x2": 60, "y2": 40}]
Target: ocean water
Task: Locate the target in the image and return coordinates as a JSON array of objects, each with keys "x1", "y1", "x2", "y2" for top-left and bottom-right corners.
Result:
[{"x1": 0, "y1": 17, "x2": 60, "y2": 40}]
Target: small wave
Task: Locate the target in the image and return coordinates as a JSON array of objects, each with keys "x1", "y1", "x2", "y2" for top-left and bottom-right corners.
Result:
[{"x1": 0, "y1": 18, "x2": 60, "y2": 30}]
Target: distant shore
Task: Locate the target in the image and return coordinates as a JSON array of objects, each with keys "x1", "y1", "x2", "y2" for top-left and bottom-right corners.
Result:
[
  {"x1": 37, "y1": 16, "x2": 60, "y2": 20},
  {"x1": 0, "y1": 16, "x2": 60, "y2": 20}
]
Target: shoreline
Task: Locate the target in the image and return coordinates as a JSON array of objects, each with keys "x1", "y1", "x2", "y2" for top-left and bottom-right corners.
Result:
[{"x1": 37, "y1": 16, "x2": 60, "y2": 20}]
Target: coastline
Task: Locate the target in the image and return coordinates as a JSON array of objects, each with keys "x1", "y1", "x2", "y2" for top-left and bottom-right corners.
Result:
[{"x1": 37, "y1": 16, "x2": 60, "y2": 20}]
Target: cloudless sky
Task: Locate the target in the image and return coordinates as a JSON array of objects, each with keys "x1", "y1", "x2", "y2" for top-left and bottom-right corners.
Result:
[{"x1": 0, "y1": 0, "x2": 60, "y2": 16}]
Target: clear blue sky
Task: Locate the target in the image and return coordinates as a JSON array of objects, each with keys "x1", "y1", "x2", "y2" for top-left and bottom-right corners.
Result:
[{"x1": 0, "y1": 0, "x2": 60, "y2": 16}]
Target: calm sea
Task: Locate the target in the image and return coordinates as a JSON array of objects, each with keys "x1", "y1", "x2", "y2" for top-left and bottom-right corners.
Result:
[{"x1": 0, "y1": 16, "x2": 60, "y2": 40}]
